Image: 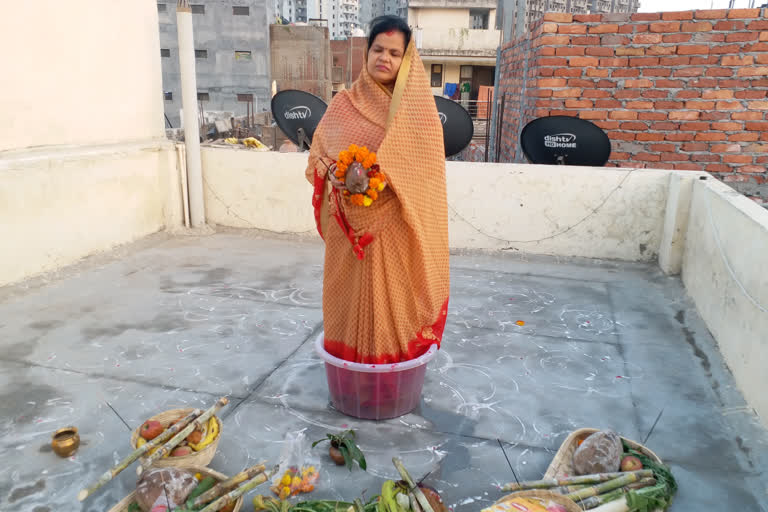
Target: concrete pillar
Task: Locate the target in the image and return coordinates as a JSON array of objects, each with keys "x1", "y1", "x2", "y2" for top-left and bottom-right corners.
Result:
[
  {"x1": 659, "y1": 172, "x2": 698, "y2": 275},
  {"x1": 176, "y1": 0, "x2": 205, "y2": 228}
]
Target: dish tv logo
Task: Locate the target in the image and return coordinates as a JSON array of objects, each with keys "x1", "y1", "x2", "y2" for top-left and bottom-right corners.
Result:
[
  {"x1": 544, "y1": 133, "x2": 576, "y2": 149},
  {"x1": 438, "y1": 112, "x2": 447, "y2": 125},
  {"x1": 284, "y1": 106, "x2": 311, "y2": 120}
]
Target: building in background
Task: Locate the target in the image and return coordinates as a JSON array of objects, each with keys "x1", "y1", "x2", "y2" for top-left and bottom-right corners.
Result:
[
  {"x1": 271, "y1": 24, "x2": 333, "y2": 102},
  {"x1": 158, "y1": 0, "x2": 272, "y2": 127},
  {"x1": 330, "y1": 36, "x2": 367, "y2": 92},
  {"x1": 409, "y1": 0, "x2": 499, "y2": 104},
  {"x1": 359, "y1": 0, "x2": 408, "y2": 31},
  {"x1": 322, "y1": 0, "x2": 362, "y2": 39},
  {"x1": 498, "y1": 0, "x2": 640, "y2": 40}
]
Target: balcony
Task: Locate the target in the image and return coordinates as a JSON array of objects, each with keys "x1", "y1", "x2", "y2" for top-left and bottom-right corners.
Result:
[{"x1": 416, "y1": 26, "x2": 501, "y2": 58}]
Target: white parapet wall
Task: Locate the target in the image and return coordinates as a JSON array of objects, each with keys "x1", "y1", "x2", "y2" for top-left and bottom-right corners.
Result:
[
  {"x1": 201, "y1": 147, "x2": 686, "y2": 262},
  {"x1": 683, "y1": 179, "x2": 768, "y2": 423}
]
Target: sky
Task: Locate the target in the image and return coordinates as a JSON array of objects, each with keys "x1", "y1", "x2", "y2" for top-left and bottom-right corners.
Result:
[{"x1": 638, "y1": 0, "x2": 764, "y2": 12}]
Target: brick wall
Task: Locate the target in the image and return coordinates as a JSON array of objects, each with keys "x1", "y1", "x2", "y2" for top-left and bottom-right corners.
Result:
[{"x1": 497, "y1": 9, "x2": 768, "y2": 204}]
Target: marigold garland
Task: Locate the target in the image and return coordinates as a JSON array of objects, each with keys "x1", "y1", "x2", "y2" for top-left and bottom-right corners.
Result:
[{"x1": 332, "y1": 144, "x2": 387, "y2": 207}]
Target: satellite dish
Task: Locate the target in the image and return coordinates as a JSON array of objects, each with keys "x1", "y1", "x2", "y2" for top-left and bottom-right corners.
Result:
[
  {"x1": 271, "y1": 90, "x2": 328, "y2": 149},
  {"x1": 520, "y1": 116, "x2": 611, "y2": 166},
  {"x1": 434, "y1": 96, "x2": 474, "y2": 157}
]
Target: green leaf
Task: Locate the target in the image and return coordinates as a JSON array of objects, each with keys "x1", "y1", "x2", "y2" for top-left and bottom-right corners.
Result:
[
  {"x1": 312, "y1": 439, "x2": 327, "y2": 448},
  {"x1": 339, "y1": 443, "x2": 352, "y2": 470}
]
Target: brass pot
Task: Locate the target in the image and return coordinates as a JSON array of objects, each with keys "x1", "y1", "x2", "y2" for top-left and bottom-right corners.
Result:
[{"x1": 51, "y1": 426, "x2": 80, "y2": 457}]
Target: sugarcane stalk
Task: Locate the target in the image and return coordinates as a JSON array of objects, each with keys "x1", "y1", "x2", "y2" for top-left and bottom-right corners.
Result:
[
  {"x1": 138, "y1": 397, "x2": 229, "y2": 474},
  {"x1": 192, "y1": 463, "x2": 266, "y2": 507},
  {"x1": 565, "y1": 472, "x2": 647, "y2": 502},
  {"x1": 198, "y1": 467, "x2": 276, "y2": 512},
  {"x1": 549, "y1": 483, "x2": 591, "y2": 494},
  {"x1": 576, "y1": 478, "x2": 657, "y2": 512},
  {"x1": 501, "y1": 470, "x2": 652, "y2": 492},
  {"x1": 409, "y1": 491, "x2": 424, "y2": 512},
  {"x1": 78, "y1": 408, "x2": 203, "y2": 501},
  {"x1": 392, "y1": 457, "x2": 435, "y2": 512}
]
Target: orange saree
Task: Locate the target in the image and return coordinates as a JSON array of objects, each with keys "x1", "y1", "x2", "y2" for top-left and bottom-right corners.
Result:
[{"x1": 306, "y1": 41, "x2": 449, "y2": 364}]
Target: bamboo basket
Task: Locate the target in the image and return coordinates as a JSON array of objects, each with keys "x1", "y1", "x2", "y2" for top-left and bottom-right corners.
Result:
[
  {"x1": 130, "y1": 408, "x2": 221, "y2": 469},
  {"x1": 494, "y1": 490, "x2": 581, "y2": 512},
  {"x1": 107, "y1": 466, "x2": 242, "y2": 512},
  {"x1": 544, "y1": 428, "x2": 663, "y2": 479}
]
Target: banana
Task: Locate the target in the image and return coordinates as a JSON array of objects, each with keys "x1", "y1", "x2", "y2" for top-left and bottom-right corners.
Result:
[{"x1": 189, "y1": 415, "x2": 219, "y2": 451}]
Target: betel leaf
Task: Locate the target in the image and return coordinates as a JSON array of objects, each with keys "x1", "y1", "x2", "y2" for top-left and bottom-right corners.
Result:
[{"x1": 339, "y1": 442, "x2": 352, "y2": 470}]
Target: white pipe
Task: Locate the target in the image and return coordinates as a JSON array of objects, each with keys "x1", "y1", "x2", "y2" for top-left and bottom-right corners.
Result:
[{"x1": 176, "y1": 0, "x2": 205, "y2": 228}]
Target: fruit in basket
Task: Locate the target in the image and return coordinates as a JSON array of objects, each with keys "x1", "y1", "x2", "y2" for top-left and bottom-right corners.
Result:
[
  {"x1": 620, "y1": 454, "x2": 643, "y2": 471},
  {"x1": 170, "y1": 446, "x2": 193, "y2": 457},
  {"x1": 572, "y1": 430, "x2": 622, "y2": 475},
  {"x1": 187, "y1": 430, "x2": 204, "y2": 444},
  {"x1": 417, "y1": 484, "x2": 447, "y2": 512},
  {"x1": 139, "y1": 420, "x2": 164, "y2": 440},
  {"x1": 136, "y1": 468, "x2": 197, "y2": 512},
  {"x1": 188, "y1": 416, "x2": 218, "y2": 451}
]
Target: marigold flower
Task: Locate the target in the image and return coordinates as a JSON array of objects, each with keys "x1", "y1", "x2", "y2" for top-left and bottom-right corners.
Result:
[
  {"x1": 355, "y1": 147, "x2": 369, "y2": 163},
  {"x1": 368, "y1": 177, "x2": 381, "y2": 189},
  {"x1": 363, "y1": 196, "x2": 373, "y2": 207},
  {"x1": 350, "y1": 194, "x2": 365, "y2": 206},
  {"x1": 377, "y1": 182, "x2": 386, "y2": 192},
  {"x1": 367, "y1": 189, "x2": 378, "y2": 200},
  {"x1": 362, "y1": 154, "x2": 376, "y2": 168},
  {"x1": 339, "y1": 151, "x2": 353, "y2": 166},
  {"x1": 348, "y1": 144, "x2": 359, "y2": 153}
]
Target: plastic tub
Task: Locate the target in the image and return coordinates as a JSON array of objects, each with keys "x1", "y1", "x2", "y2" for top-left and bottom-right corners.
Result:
[{"x1": 314, "y1": 333, "x2": 438, "y2": 420}]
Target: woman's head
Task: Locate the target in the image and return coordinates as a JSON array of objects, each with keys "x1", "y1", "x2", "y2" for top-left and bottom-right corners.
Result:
[{"x1": 366, "y1": 16, "x2": 411, "y2": 89}]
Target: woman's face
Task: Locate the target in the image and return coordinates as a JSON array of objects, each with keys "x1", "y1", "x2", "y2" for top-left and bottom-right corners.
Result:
[{"x1": 367, "y1": 30, "x2": 406, "y2": 89}]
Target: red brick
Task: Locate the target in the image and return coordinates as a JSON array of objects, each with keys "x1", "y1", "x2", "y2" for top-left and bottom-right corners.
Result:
[
  {"x1": 616, "y1": 47, "x2": 646, "y2": 56},
  {"x1": 597, "y1": 79, "x2": 616, "y2": 87},
  {"x1": 695, "y1": 132, "x2": 727, "y2": 141},
  {"x1": 535, "y1": 108, "x2": 550, "y2": 117},
  {"x1": 681, "y1": 21, "x2": 713, "y2": 32},
  {"x1": 635, "y1": 152, "x2": 662, "y2": 161},
  {"x1": 632, "y1": 13, "x2": 660, "y2": 21},
  {"x1": 682, "y1": 142, "x2": 708, "y2": 151},
  {"x1": 596, "y1": 99, "x2": 622, "y2": 108},
  {"x1": 552, "y1": 88, "x2": 584, "y2": 97},
  {"x1": 647, "y1": 45, "x2": 677, "y2": 55},
  {"x1": 727, "y1": 8, "x2": 761, "y2": 18},
  {"x1": 730, "y1": 132, "x2": 761, "y2": 141},
  {"x1": 626, "y1": 101, "x2": 655, "y2": 109},
  {"x1": 568, "y1": 78, "x2": 597, "y2": 88},
  {"x1": 646, "y1": 117, "x2": 675, "y2": 125},
  {"x1": 669, "y1": 111, "x2": 701, "y2": 120},
  {"x1": 630, "y1": 56, "x2": 661, "y2": 66},
  {"x1": 609, "y1": 111, "x2": 639, "y2": 120},
  {"x1": 549, "y1": 110, "x2": 579, "y2": 117},
  {"x1": 738, "y1": 67, "x2": 768, "y2": 77},
  {"x1": 641, "y1": 68, "x2": 675, "y2": 78},
  {"x1": 693, "y1": 154, "x2": 722, "y2": 162},
  {"x1": 619, "y1": 25, "x2": 637, "y2": 34},
  {"x1": 610, "y1": 152, "x2": 631, "y2": 160},
  {"x1": 633, "y1": 33, "x2": 663, "y2": 44},
  {"x1": 723, "y1": 155, "x2": 753, "y2": 163},
  {"x1": 539, "y1": 57, "x2": 568, "y2": 66},
  {"x1": 701, "y1": 111, "x2": 732, "y2": 120},
  {"x1": 651, "y1": 22, "x2": 681, "y2": 32},
  {"x1": 695, "y1": 33, "x2": 726, "y2": 43},
  {"x1": 533, "y1": 89, "x2": 553, "y2": 97},
  {"x1": 609, "y1": 131, "x2": 637, "y2": 140},
  {"x1": 714, "y1": 20, "x2": 746, "y2": 31},
  {"x1": 556, "y1": 46, "x2": 586, "y2": 56},
  {"x1": 728, "y1": 32, "x2": 761, "y2": 43},
  {"x1": 663, "y1": 34, "x2": 692, "y2": 43},
  {"x1": 571, "y1": 36, "x2": 601, "y2": 45},
  {"x1": 662, "y1": 11, "x2": 694, "y2": 20},
  {"x1": 586, "y1": 47, "x2": 615, "y2": 56},
  {"x1": 706, "y1": 164, "x2": 732, "y2": 172},
  {"x1": 574, "y1": 14, "x2": 602, "y2": 22},
  {"x1": 758, "y1": 156, "x2": 768, "y2": 163},
  {"x1": 748, "y1": 20, "x2": 768, "y2": 30},
  {"x1": 655, "y1": 79, "x2": 686, "y2": 87},
  {"x1": 677, "y1": 45, "x2": 710, "y2": 55},
  {"x1": 559, "y1": 25, "x2": 588, "y2": 34},
  {"x1": 702, "y1": 90, "x2": 735, "y2": 99},
  {"x1": 684, "y1": 100, "x2": 715, "y2": 109},
  {"x1": 706, "y1": 68, "x2": 734, "y2": 77},
  {"x1": 621, "y1": 121, "x2": 649, "y2": 130},
  {"x1": 675, "y1": 67, "x2": 705, "y2": 77},
  {"x1": 690, "y1": 78, "x2": 718, "y2": 87},
  {"x1": 612, "y1": 69, "x2": 641, "y2": 77},
  {"x1": 694, "y1": 9, "x2": 728, "y2": 19},
  {"x1": 733, "y1": 111, "x2": 764, "y2": 120},
  {"x1": 616, "y1": 90, "x2": 642, "y2": 99},
  {"x1": 543, "y1": 12, "x2": 573, "y2": 22},
  {"x1": 711, "y1": 122, "x2": 744, "y2": 130},
  {"x1": 715, "y1": 100, "x2": 742, "y2": 110},
  {"x1": 537, "y1": 47, "x2": 556, "y2": 57},
  {"x1": 676, "y1": 90, "x2": 702, "y2": 99},
  {"x1": 536, "y1": 99, "x2": 564, "y2": 108},
  {"x1": 659, "y1": 152, "x2": 690, "y2": 161},
  {"x1": 599, "y1": 57, "x2": 628, "y2": 66},
  {"x1": 554, "y1": 68, "x2": 584, "y2": 77},
  {"x1": 753, "y1": 79, "x2": 768, "y2": 87},
  {"x1": 690, "y1": 56, "x2": 720, "y2": 65},
  {"x1": 569, "y1": 56, "x2": 600, "y2": 66},
  {"x1": 758, "y1": 54, "x2": 768, "y2": 64},
  {"x1": 674, "y1": 163, "x2": 704, "y2": 170},
  {"x1": 679, "y1": 121, "x2": 711, "y2": 130},
  {"x1": 637, "y1": 133, "x2": 667, "y2": 141},
  {"x1": 594, "y1": 121, "x2": 621, "y2": 129},
  {"x1": 589, "y1": 24, "x2": 620, "y2": 33},
  {"x1": 745, "y1": 144, "x2": 768, "y2": 153},
  {"x1": 583, "y1": 90, "x2": 611, "y2": 98},
  {"x1": 541, "y1": 23, "x2": 560, "y2": 34},
  {"x1": 711, "y1": 144, "x2": 743, "y2": 153},
  {"x1": 650, "y1": 143, "x2": 676, "y2": 152},
  {"x1": 578, "y1": 110, "x2": 608, "y2": 120},
  {"x1": 746, "y1": 122, "x2": 768, "y2": 131},
  {"x1": 601, "y1": 35, "x2": 631, "y2": 45},
  {"x1": 721, "y1": 55, "x2": 754, "y2": 66},
  {"x1": 740, "y1": 165, "x2": 767, "y2": 173},
  {"x1": 625, "y1": 79, "x2": 655, "y2": 88},
  {"x1": 655, "y1": 100, "x2": 683, "y2": 109},
  {"x1": 710, "y1": 44, "x2": 742, "y2": 54},
  {"x1": 565, "y1": 99, "x2": 595, "y2": 108},
  {"x1": 586, "y1": 68, "x2": 612, "y2": 77},
  {"x1": 642, "y1": 90, "x2": 669, "y2": 98},
  {"x1": 538, "y1": 78, "x2": 568, "y2": 87}
]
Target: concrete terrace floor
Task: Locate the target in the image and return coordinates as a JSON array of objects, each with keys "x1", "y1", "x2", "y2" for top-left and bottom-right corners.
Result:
[{"x1": 1, "y1": 232, "x2": 767, "y2": 512}]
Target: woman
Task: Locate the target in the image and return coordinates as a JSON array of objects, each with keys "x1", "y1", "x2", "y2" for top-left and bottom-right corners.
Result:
[{"x1": 306, "y1": 16, "x2": 449, "y2": 364}]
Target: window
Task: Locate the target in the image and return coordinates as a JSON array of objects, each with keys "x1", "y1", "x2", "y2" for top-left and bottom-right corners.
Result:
[
  {"x1": 332, "y1": 66, "x2": 344, "y2": 83},
  {"x1": 470, "y1": 9, "x2": 489, "y2": 29},
  {"x1": 157, "y1": 3, "x2": 167, "y2": 12},
  {"x1": 460, "y1": 65, "x2": 473, "y2": 80},
  {"x1": 161, "y1": 48, "x2": 171, "y2": 57},
  {"x1": 164, "y1": 91, "x2": 173, "y2": 101},
  {"x1": 235, "y1": 50, "x2": 252, "y2": 61},
  {"x1": 237, "y1": 93, "x2": 254, "y2": 102},
  {"x1": 430, "y1": 64, "x2": 442, "y2": 88},
  {"x1": 191, "y1": 4, "x2": 205, "y2": 14},
  {"x1": 195, "y1": 49, "x2": 208, "y2": 59},
  {"x1": 233, "y1": 6, "x2": 250, "y2": 15},
  {"x1": 197, "y1": 92, "x2": 210, "y2": 101}
]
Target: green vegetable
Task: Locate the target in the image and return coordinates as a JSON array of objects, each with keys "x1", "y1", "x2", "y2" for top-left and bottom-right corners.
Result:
[
  {"x1": 622, "y1": 443, "x2": 677, "y2": 512},
  {"x1": 128, "y1": 503, "x2": 142, "y2": 512},
  {"x1": 186, "y1": 476, "x2": 217, "y2": 506}
]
